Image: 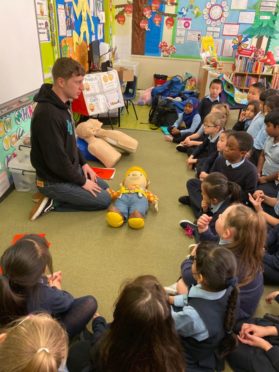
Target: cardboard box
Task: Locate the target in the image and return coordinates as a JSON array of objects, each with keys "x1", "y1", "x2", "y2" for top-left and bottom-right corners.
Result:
[{"x1": 115, "y1": 67, "x2": 134, "y2": 82}]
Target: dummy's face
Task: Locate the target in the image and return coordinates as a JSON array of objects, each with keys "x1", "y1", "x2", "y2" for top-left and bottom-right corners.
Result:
[
  {"x1": 217, "y1": 132, "x2": 227, "y2": 152},
  {"x1": 124, "y1": 170, "x2": 147, "y2": 188},
  {"x1": 209, "y1": 83, "x2": 222, "y2": 99},
  {"x1": 184, "y1": 103, "x2": 193, "y2": 114},
  {"x1": 245, "y1": 105, "x2": 256, "y2": 120},
  {"x1": 61, "y1": 75, "x2": 84, "y2": 100},
  {"x1": 247, "y1": 87, "x2": 260, "y2": 102}
]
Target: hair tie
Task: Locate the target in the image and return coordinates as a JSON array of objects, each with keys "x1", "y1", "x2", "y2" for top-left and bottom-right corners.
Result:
[
  {"x1": 37, "y1": 348, "x2": 49, "y2": 354},
  {"x1": 226, "y1": 276, "x2": 238, "y2": 287}
]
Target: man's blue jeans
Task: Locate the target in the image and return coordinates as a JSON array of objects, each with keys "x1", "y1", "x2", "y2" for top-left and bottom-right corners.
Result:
[{"x1": 38, "y1": 177, "x2": 111, "y2": 212}]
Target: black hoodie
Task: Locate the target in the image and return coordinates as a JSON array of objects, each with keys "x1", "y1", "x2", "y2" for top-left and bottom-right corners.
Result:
[{"x1": 31, "y1": 84, "x2": 86, "y2": 186}]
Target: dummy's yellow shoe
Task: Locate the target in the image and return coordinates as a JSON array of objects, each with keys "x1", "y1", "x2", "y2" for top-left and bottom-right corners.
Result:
[
  {"x1": 128, "y1": 217, "x2": 145, "y2": 229},
  {"x1": 106, "y1": 211, "x2": 124, "y2": 227}
]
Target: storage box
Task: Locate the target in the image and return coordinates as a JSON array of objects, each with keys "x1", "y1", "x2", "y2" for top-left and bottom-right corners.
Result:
[
  {"x1": 115, "y1": 67, "x2": 134, "y2": 82},
  {"x1": 114, "y1": 59, "x2": 139, "y2": 76},
  {"x1": 14, "y1": 133, "x2": 31, "y2": 163},
  {"x1": 8, "y1": 156, "x2": 36, "y2": 192}
]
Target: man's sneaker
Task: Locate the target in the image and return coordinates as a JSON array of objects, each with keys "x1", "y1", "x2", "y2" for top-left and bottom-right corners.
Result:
[
  {"x1": 178, "y1": 195, "x2": 190, "y2": 205},
  {"x1": 29, "y1": 196, "x2": 54, "y2": 221},
  {"x1": 179, "y1": 220, "x2": 198, "y2": 239}
]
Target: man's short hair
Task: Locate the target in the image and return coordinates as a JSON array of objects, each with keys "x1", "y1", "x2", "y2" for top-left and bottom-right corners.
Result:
[
  {"x1": 265, "y1": 110, "x2": 279, "y2": 127},
  {"x1": 52, "y1": 57, "x2": 85, "y2": 81},
  {"x1": 229, "y1": 131, "x2": 253, "y2": 152},
  {"x1": 209, "y1": 79, "x2": 223, "y2": 88}
]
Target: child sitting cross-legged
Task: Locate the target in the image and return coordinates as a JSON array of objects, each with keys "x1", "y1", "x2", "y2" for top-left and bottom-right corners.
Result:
[
  {"x1": 168, "y1": 242, "x2": 239, "y2": 371},
  {"x1": 176, "y1": 103, "x2": 230, "y2": 155},
  {"x1": 180, "y1": 131, "x2": 258, "y2": 218},
  {"x1": 186, "y1": 111, "x2": 226, "y2": 174},
  {"x1": 180, "y1": 172, "x2": 241, "y2": 241},
  {"x1": 165, "y1": 97, "x2": 201, "y2": 143}
]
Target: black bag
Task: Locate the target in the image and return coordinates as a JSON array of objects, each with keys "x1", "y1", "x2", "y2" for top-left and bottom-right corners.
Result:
[{"x1": 149, "y1": 97, "x2": 178, "y2": 127}]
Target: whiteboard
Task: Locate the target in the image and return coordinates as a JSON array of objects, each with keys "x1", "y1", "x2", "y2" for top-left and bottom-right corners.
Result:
[{"x1": 0, "y1": 0, "x2": 44, "y2": 106}]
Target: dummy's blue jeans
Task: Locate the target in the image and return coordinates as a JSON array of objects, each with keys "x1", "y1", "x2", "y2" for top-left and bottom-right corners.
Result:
[
  {"x1": 114, "y1": 193, "x2": 149, "y2": 219},
  {"x1": 38, "y1": 177, "x2": 111, "y2": 212}
]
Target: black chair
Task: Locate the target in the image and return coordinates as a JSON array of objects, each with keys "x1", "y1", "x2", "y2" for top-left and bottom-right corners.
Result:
[{"x1": 123, "y1": 76, "x2": 138, "y2": 120}]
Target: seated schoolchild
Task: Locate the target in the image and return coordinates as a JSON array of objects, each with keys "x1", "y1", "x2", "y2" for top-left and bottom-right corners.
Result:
[
  {"x1": 227, "y1": 290, "x2": 279, "y2": 372},
  {"x1": 0, "y1": 313, "x2": 68, "y2": 372},
  {"x1": 67, "y1": 275, "x2": 185, "y2": 372},
  {"x1": 0, "y1": 234, "x2": 97, "y2": 339},
  {"x1": 180, "y1": 172, "x2": 241, "y2": 241},
  {"x1": 199, "y1": 79, "x2": 223, "y2": 122},
  {"x1": 249, "y1": 188, "x2": 279, "y2": 285},
  {"x1": 250, "y1": 90, "x2": 279, "y2": 166},
  {"x1": 164, "y1": 97, "x2": 201, "y2": 143},
  {"x1": 179, "y1": 131, "x2": 257, "y2": 218},
  {"x1": 233, "y1": 100, "x2": 260, "y2": 131},
  {"x1": 180, "y1": 204, "x2": 265, "y2": 322},
  {"x1": 168, "y1": 242, "x2": 239, "y2": 371},
  {"x1": 176, "y1": 103, "x2": 229, "y2": 155},
  {"x1": 187, "y1": 112, "x2": 225, "y2": 174},
  {"x1": 257, "y1": 111, "x2": 279, "y2": 199}
]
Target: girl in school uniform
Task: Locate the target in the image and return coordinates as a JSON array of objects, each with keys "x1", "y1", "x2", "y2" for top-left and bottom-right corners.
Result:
[
  {"x1": 169, "y1": 242, "x2": 239, "y2": 372},
  {"x1": 165, "y1": 97, "x2": 201, "y2": 143},
  {"x1": 0, "y1": 234, "x2": 97, "y2": 339},
  {"x1": 180, "y1": 204, "x2": 266, "y2": 322}
]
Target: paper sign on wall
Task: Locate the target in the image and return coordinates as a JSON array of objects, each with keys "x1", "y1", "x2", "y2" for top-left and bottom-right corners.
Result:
[
  {"x1": 231, "y1": 0, "x2": 248, "y2": 9},
  {"x1": 223, "y1": 23, "x2": 240, "y2": 36},
  {"x1": 238, "y1": 12, "x2": 255, "y2": 24},
  {"x1": 222, "y1": 39, "x2": 233, "y2": 57},
  {"x1": 187, "y1": 30, "x2": 201, "y2": 42}
]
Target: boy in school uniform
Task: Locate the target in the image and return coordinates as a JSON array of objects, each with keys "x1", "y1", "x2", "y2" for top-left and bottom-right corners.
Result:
[
  {"x1": 251, "y1": 94, "x2": 279, "y2": 166},
  {"x1": 257, "y1": 111, "x2": 279, "y2": 202},
  {"x1": 199, "y1": 79, "x2": 223, "y2": 122},
  {"x1": 179, "y1": 131, "x2": 257, "y2": 218},
  {"x1": 187, "y1": 112, "x2": 225, "y2": 175}
]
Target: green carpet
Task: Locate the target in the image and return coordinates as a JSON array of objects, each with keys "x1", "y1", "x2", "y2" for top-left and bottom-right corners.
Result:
[{"x1": 0, "y1": 128, "x2": 277, "y2": 372}]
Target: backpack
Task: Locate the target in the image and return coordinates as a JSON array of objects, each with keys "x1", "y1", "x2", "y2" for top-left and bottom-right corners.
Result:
[{"x1": 149, "y1": 97, "x2": 178, "y2": 127}]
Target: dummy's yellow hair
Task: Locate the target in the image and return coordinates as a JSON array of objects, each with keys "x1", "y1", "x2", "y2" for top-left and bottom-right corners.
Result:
[{"x1": 124, "y1": 166, "x2": 148, "y2": 180}]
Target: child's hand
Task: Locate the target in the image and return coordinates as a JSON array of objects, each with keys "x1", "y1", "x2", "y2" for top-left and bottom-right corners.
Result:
[
  {"x1": 48, "y1": 271, "x2": 62, "y2": 289},
  {"x1": 201, "y1": 199, "x2": 209, "y2": 211},
  {"x1": 239, "y1": 111, "x2": 246, "y2": 122},
  {"x1": 197, "y1": 214, "x2": 212, "y2": 233},
  {"x1": 253, "y1": 190, "x2": 265, "y2": 199},
  {"x1": 258, "y1": 176, "x2": 268, "y2": 184},
  {"x1": 171, "y1": 127, "x2": 180, "y2": 135},
  {"x1": 187, "y1": 156, "x2": 198, "y2": 165},
  {"x1": 183, "y1": 137, "x2": 191, "y2": 146},
  {"x1": 248, "y1": 193, "x2": 263, "y2": 212},
  {"x1": 265, "y1": 290, "x2": 279, "y2": 304},
  {"x1": 199, "y1": 172, "x2": 208, "y2": 181},
  {"x1": 237, "y1": 332, "x2": 272, "y2": 351}
]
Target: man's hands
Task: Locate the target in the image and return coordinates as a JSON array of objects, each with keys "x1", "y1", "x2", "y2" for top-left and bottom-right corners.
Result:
[{"x1": 82, "y1": 164, "x2": 102, "y2": 196}]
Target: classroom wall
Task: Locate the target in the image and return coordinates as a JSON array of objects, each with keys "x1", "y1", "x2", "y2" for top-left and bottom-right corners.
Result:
[{"x1": 123, "y1": 55, "x2": 234, "y2": 89}]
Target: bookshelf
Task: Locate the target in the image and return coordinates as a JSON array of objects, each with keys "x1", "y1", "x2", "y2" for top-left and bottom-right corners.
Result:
[{"x1": 231, "y1": 56, "x2": 276, "y2": 91}]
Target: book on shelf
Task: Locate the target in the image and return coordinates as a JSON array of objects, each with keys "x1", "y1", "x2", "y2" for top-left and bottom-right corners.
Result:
[
  {"x1": 271, "y1": 73, "x2": 279, "y2": 90},
  {"x1": 91, "y1": 167, "x2": 116, "y2": 180}
]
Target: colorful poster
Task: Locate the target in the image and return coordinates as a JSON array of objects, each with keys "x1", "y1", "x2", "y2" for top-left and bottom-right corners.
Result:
[
  {"x1": 35, "y1": 0, "x2": 49, "y2": 17},
  {"x1": 58, "y1": 4, "x2": 67, "y2": 36},
  {"x1": 37, "y1": 19, "x2": 51, "y2": 42}
]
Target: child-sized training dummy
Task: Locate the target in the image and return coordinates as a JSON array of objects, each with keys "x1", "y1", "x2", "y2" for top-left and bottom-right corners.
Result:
[
  {"x1": 106, "y1": 166, "x2": 158, "y2": 229},
  {"x1": 75, "y1": 119, "x2": 138, "y2": 168}
]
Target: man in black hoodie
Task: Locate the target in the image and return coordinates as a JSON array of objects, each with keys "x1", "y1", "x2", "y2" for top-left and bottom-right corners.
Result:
[{"x1": 30, "y1": 58, "x2": 111, "y2": 221}]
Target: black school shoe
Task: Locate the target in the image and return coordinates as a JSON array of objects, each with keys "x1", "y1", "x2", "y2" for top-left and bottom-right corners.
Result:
[
  {"x1": 178, "y1": 195, "x2": 190, "y2": 205},
  {"x1": 176, "y1": 144, "x2": 188, "y2": 153},
  {"x1": 179, "y1": 220, "x2": 199, "y2": 241}
]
